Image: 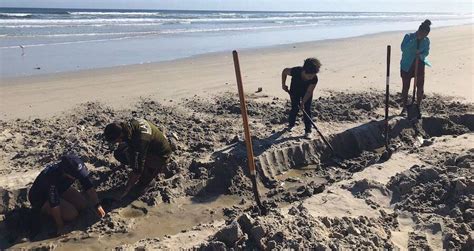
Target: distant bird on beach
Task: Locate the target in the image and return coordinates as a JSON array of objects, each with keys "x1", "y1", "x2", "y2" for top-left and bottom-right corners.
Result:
[{"x1": 19, "y1": 45, "x2": 25, "y2": 56}]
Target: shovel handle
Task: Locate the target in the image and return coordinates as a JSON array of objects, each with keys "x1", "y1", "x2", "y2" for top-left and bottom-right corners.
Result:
[
  {"x1": 412, "y1": 40, "x2": 420, "y2": 103},
  {"x1": 232, "y1": 50, "x2": 264, "y2": 213},
  {"x1": 301, "y1": 109, "x2": 336, "y2": 154},
  {"x1": 285, "y1": 89, "x2": 335, "y2": 153},
  {"x1": 386, "y1": 45, "x2": 391, "y2": 78},
  {"x1": 385, "y1": 45, "x2": 391, "y2": 149}
]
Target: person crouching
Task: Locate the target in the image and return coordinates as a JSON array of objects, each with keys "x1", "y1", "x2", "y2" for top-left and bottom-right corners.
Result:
[
  {"x1": 28, "y1": 154, "x2": 105, "y2": 236},
  {"x1": 103, "y1": 118, "x2": 172, "y2": 200}
]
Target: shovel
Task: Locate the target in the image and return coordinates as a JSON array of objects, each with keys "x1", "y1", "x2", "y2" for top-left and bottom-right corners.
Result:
[
  {"x1": 301, "y1": 108, "x2": 345, "y2": 168},
  {"x1": 301, "y1": 109, "x2": 338, "y2": 157},
  {"x1": 407, "y1": 40, "x2": 421, "y2": 121},
  {"x1": 233, "y1": 51, "x2": 266, "y2": 215},
  {"x1": 379, "y1": 45, "x2": 393, "y2": 162},
  {"x1": 285, "y1": 90, "x2": 343, "y2": 166}
]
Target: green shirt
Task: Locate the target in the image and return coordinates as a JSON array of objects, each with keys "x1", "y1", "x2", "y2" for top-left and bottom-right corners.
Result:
[{"x1": 123, "y1": 118, "x2": 172, "y2": 174}]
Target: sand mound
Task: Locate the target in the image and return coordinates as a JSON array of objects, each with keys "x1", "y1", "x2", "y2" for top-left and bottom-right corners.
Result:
[
  {"x1": 200, "y1": 205, "x2": 398, "y2": 250},
  {"x1": 0, "y1": 92, "x2": 472, "y2": 249},
  {"x1": 387, "y1": 151, "x2": 474, "y2": 249}
]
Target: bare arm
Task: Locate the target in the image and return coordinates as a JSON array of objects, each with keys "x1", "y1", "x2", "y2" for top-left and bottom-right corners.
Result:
[
  {"x1": 281, "y1": 68, "x2": 292, "y2": 92},
  {"x1": 50, "y1": 206, "x2": 64, "y2": 234},
  {"x1": 86, "y1": 188, "x2": 106, "y2": 217},
  {"x1": 86, "y1": 188, "x2": 100, "y2": 205},
  {"x1": 120, "y1": 145, "x2": 144, "y2": 199},
  {"x1": 301, "y1": 84, "x2": 317, "y2": 105}
]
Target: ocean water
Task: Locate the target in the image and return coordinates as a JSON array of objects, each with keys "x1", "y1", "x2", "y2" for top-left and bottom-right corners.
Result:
[{"x1": 0, "y1": 8, "x2": 472, "y2": 79}]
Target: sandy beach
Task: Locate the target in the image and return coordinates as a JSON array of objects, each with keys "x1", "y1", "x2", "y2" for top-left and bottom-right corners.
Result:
[
  {"x1": 1, "y1": 25, "x2": 472, "y2": 119},
  {"x1": 0, "y1": 24, "x2": 473, "y2": 250}
]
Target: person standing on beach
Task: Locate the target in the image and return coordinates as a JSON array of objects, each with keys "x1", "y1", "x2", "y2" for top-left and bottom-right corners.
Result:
[
  {"x1": 103, "y1": 119, "x2": 172, "y2": 200},
  {"x1": 28, "y1": 154, "x2": 106, "y2": 236},
  {"x1": 400, "y1": 19, "x2": 432, "y2": 115},
  {"x1": 281, "y1": 58, "x2": 321, "y2": 138}
]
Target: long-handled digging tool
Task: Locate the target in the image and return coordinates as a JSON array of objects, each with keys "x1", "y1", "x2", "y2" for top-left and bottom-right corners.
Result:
[
  {"x1": 301, "y1": 109, "x2": 337, "y2": 156},
  {"x1": 407, "y1": 40, "x2": 421, "y2": 121},
  {"x1": 285, "y1": 90, "x2": 343, "y2": 167},
  {"x1": 300, "y1": 109, "x2": 346, "y2": 168},
  {"x1": 379, "y1": 45, "x2": 393, "y2": 162},
  {"x1": 232, "y1": 50, "x2": 266, "y2": 215}
]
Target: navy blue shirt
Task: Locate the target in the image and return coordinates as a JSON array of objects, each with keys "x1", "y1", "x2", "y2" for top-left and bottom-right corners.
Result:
[{"x1": 28, "y1": 161, "x2": 93, "y2": 208}]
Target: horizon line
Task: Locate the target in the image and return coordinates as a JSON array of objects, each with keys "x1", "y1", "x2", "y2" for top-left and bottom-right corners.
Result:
[{"x1": 0, "y1": 6, "x2": 471, "y2": 14}]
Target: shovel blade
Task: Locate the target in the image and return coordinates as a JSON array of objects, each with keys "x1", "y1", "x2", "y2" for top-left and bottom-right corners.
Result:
[
  {"x1": 378, "y1": 149, "x2": 393, "y2": 163},
  {"x1": 407, "y1": 103, "x2": 420, "y2": 121}
]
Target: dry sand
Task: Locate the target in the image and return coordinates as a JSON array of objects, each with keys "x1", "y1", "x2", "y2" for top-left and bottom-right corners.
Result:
[
  {"x1": 0, "y1": 25, "x2": 472, "y2": 120},
  {"x1": 0, "y1": 25, "x2": 473, "y2": 250}
]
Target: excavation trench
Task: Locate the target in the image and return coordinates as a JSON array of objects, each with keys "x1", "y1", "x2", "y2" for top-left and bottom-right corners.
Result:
[
  {"x1": 1, "y1": 115, "x2": 472, "y2": 213},
  {"x1": 255, "y1": 114, "x2": 474, "y2": 186},
  {"x1": 1, "y1": 114, "x2": 473, "y2": 248}
]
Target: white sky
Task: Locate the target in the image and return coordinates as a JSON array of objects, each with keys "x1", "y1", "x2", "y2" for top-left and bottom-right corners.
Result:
[{"x1": 0, "y1": 0, "x2": 473, "y2": 12}]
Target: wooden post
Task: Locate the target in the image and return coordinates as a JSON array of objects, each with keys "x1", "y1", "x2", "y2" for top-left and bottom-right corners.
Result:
[
  {"x1": 232, "y1": 50, "x2": 263, "y2": 213},
  {"x1": 385, "y1": 45, "x2": 391, "y2": 150}
]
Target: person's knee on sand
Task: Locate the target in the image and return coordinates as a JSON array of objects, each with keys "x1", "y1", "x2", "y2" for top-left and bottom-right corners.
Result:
[
  {"x1": 41, "y1": 199, "x2": 78, "y2": 222},
  {"x1": 136, "y1": 166, "x2": 156, "y2": 187},
  {"x1": 138, "y1": 155, "x2": 170, "y2": 186},
  {"x1": 28, "y1": 154, "x2": 106, "y2": 235},
  {"x1": 58, "y1": 200, "x2": 79, "y2": 221},
  {"x1": 61, "y1": 187, "x2": 88, "y2": 211}
]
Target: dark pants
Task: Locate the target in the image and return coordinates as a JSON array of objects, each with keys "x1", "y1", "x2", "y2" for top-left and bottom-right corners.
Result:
[
  {"x1": 114, "y1": 143, "x2": 170, "y2": 186},
  {"x1": 138, "y1": 154, "x2": 170, "y2": 186},
  {"x1": 288, "y1": 93, "x2": 312, "y2": 133},
  {"x1": 401, "y1": 60, "x2": 425, "y2": 106}
]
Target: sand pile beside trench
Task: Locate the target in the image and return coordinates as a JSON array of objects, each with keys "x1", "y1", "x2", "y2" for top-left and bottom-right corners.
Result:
[{"x1": 0, "y1": 91, "x2": 472, "y2": 249}]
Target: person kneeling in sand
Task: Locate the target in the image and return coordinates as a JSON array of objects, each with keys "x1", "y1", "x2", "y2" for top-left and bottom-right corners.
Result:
[
  {"x1": 104, "y1": 118, "x2": 172, "y2": 200},
  {"x1": 281, "y1": 57, "x2": 321, "y2": 138},
  {"x1": 28, "y1": 154, "x2": 106, "y2": 236}
]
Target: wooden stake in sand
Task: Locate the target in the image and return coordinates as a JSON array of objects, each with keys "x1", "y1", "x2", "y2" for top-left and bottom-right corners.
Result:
[{"x1": 232, "y1": 50, "x2": 264, "y2": 213}]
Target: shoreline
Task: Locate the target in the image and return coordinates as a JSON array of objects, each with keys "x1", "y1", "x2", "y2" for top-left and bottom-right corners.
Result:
[
  {"x1": 1, "y1": 19, "x2": 472, "y2": 79},
  {"x1": 0, "y1": 24, "x2": 472, "y2": 120},
  {"x1": 1, "y1": 23, "x2": 471, "y2": 83}
]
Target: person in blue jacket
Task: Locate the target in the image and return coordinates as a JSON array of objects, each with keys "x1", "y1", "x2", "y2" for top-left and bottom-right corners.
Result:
[
  {"x1": 28, "y1": 154, "x2": 106, "y2": 236},
  {"x1": 400, "y1": 19, "x2": 432, "y2": 115}
]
